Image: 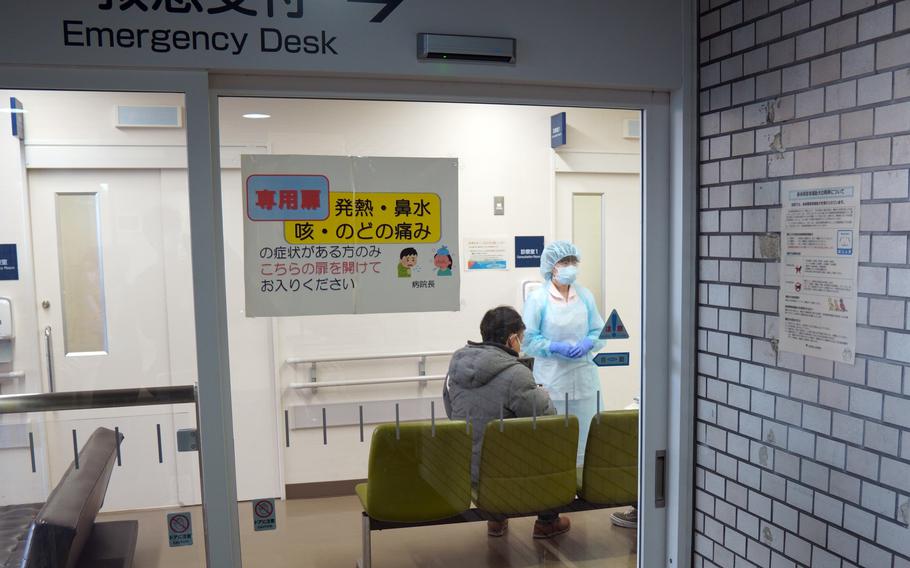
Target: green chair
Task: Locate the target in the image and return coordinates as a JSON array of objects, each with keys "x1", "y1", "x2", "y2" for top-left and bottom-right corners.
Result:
[
  {"x1": 475, "y1": 415, "x2": 579, "y2": 516},
  {"x1": 578, "y1": 410, "x2": 638, "y2": 506},
  {"x1": 355, "y1": 420, "x2": 472, "y2": 568}
]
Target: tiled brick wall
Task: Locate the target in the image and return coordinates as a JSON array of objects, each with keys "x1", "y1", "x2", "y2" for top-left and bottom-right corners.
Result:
[{"x1": 695, "y1": 1, "x2": 910, "y2": 567}]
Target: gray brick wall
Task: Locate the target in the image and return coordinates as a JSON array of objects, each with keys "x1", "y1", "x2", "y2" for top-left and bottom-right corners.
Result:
[{"x1": 696, "y1": 1, "x2": 910, "y2": 567}]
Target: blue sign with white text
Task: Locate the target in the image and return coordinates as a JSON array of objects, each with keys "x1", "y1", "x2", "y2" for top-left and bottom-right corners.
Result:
[
  {"x1": 593, "y1": 352, "x2": 630, "y2": 367},
  {"x1": 246, "y1": 174, "x2": 330, "y2": 222},
  {"x1": 550, "y1": 112, "x2": 566, "y2": 148},
  {"x1": 515, "y1": 236, "x2": 544, "y2": 268},
  {"x1": 0, "y1": 244, "x2": 18, "y2": 281}
]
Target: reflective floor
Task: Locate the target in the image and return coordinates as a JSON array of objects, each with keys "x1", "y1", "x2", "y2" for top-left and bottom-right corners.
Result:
[{"x1": 100, "y1": 496, "x2": 637, "y2": 567}]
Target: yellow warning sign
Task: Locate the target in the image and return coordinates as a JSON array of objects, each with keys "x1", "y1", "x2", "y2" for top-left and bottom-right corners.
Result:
[{"x1": 283, "y1": 192, "x2": 441, "y2": 245}]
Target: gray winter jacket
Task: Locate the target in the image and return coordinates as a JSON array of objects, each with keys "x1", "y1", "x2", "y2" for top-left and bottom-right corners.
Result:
[{"x1": 443, "y1": 342, "x2": 555, "y2": 483}]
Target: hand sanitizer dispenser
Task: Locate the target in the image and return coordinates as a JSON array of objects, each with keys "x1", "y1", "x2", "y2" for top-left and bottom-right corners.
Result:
[{"x1": 0, "y1": 298, "x2": 12, "y2": 364}]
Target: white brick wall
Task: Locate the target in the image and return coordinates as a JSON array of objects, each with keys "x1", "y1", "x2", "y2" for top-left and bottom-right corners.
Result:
[{"x1": 696, "y1": 1, "x2": 910, "y2": 567}]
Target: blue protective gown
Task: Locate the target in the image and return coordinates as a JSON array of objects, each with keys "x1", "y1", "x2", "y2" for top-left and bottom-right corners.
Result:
[{"x1": 522, "y1": 282, "x2": 606, "y2": 462}]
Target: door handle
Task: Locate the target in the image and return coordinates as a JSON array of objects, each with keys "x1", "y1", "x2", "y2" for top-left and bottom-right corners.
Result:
[
  {"x1": 44, "y1": 326, "x2": 55, "y2": 393},
  {"x1": 655, "y1": 449, "x2": 666, "y2": 508}
]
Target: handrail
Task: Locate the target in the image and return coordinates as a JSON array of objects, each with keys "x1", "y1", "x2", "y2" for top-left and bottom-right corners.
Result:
[
  {"x1": 290, "y1": 374, "x2": 446, "y2": 390},
  {"x1": 286, "y1": 351, "x2": 454, "y2": 365},
  {"x1": 0, "y1": 371, "x2": 25, "y2": 380},
  {"x1": 287, "y1": 350, "x2": 455, "y2": 388},
  {"x1": 0, "y1": 385, "x2": 196, "y2": 415}
]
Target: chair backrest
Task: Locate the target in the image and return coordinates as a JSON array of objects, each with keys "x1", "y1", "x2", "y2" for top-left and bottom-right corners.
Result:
[
  {"x1": 365, "y1": 420, "x2": 472, "y2": 523},
  {"x1": 23, "y1": 427, "x2": 121, "y2": 568},
  {"x1": 476, "y1": 415, "x2": 578, "y2": 515},
  {"x1": 579, "y1": 410, "x2": 638, "y2": 505}
]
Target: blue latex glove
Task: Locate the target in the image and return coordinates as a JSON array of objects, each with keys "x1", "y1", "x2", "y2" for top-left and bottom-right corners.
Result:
[
  {"x1": 575, "y1": 337, "x2": 595, "y2": 354},
  {"x1": 549, "y1": 341, "x2": 576, "y2": 358}
]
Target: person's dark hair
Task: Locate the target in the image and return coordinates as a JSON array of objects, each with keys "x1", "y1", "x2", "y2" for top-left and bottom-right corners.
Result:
[
  {"x1": 400, "y1": 247, "x2": 418, "y2": 259},
  {"x1": 480, "y1": 306, "x2": 526, "y2": 346}
]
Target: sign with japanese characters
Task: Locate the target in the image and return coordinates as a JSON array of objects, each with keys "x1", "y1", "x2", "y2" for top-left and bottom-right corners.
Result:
[
  {"x1": 242, "y1": 155, "x2": 459, "y2": 316},
  {"x1": 514, "y1": 235, "x2": 544, "y2": 268},
  {"x1": 779, "y1": 175, "x2": 861, "y2": 364}
]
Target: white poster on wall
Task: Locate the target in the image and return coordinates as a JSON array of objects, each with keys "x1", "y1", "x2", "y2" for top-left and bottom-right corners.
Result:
[
  {"x1": 242, "y1": 155, "x2": 460, "y2": 317},
  {"x1": 779, "y1": 174, "x2": 861, "y2": 364},
  {"x1": 463, "y1": 237, "x2": 509, "y2": 270}
]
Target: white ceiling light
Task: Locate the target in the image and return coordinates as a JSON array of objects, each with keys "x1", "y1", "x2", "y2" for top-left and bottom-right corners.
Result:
[{"x1": 242, "y1": 113, "x2": 271, "y2": 119}]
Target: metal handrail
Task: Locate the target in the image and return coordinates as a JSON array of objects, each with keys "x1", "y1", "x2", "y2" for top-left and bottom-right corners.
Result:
[
  {"x1": 290, "y1": 374, "x2": 446, "y2": 390},
  {"x1": 0, "y1": 385, "x2": 196, "y2": 415},
  {"x1": 286, "y1": 351, "x2": 454, "y2": 365},
  {"x1": 0, "y1": 371, "x2": 25, "y2": 380},
  {"x1": 287, "y1": 350, "x2": 455, "y2": 388}
]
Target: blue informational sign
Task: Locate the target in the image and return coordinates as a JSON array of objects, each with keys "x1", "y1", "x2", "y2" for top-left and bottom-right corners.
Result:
[
  {"x1": 0, "y1": 244, "x2": 18, "y2": 281},
  {"x1": 246, "y1": 174, "x2": 330, "y2": 222},
  {"x1": 550, "y1": 112, "x2": 566, "y2": 148},
  {"x1": 9, "y1": 97, "x2": 23, "y2": 140},
  {"x1": 593, "y1": 352, "x2": 630, "y2": 367},
  {"x1": 515, "y1": 236, "x2": 545, "y2": 268},
  {"x1": 600, "y1": 309, "x2": 629, "y2": 339}
]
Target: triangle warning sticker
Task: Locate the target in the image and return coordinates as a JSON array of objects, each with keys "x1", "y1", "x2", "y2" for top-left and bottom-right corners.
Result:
[{"x1": 599, "y1": 309, "x2": 630, "y2": 340}]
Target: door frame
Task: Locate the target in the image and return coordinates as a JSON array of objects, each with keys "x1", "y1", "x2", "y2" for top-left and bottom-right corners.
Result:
[
  {"x1": 0, "y1": 66, "x2": 697, "y2": 568},
  {"x1": 209, "y1": 75, "x2": 678, "y2": 568}
]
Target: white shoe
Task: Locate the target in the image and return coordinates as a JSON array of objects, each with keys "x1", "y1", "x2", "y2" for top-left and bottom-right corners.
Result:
[{"x1": 610, "y1": 507, "x2": 637, "y2": 528}]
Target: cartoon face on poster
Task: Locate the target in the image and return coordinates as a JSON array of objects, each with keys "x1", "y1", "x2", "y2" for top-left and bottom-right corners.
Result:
[{"x1": 242, "y1": 155, "x2": 460, "y2": 317}]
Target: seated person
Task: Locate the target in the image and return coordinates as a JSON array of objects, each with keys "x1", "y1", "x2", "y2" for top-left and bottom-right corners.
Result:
[{"x1": 443, "y1": 306, "x2": 571, "y2": 539}]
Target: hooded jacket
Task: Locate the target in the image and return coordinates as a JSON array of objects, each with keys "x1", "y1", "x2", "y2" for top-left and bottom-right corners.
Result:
[{"x1": 443, "y1": 341, "x2": 555, "y2": 483}]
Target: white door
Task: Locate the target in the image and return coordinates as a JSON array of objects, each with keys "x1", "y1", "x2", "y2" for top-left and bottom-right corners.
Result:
[
  {"x1": 555, "y1": 170, "x2": 642, "y2": 412},
  {"x1": 29, "y1": 169, "x2": 200, "y2": 511}
]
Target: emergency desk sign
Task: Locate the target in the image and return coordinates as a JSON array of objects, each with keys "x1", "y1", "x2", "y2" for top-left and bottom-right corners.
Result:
[{"x1": 242, "y1": 155, "x2": 460, "y2": 317}]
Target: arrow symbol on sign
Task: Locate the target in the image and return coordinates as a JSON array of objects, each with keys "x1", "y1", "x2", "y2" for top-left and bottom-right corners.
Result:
[{"x1": 348, "y1": 0, "x2": 405, "y2": 22}]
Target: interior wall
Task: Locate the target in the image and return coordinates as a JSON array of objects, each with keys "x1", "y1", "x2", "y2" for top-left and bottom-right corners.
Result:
[
  {"x1": 0, "y1": 92, "x2": 49, "y2": 504},
  {"x1": 220, "y1": 98, "x2": 642, "y2": 485},
  {"x1": 696, "y1": 1, "x2": 910, "y2": 567}
]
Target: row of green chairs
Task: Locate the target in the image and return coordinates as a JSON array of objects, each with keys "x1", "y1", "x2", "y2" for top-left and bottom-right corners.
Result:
[{"x1": 355, "y1": 410, "x2": 638, "y2": 568}]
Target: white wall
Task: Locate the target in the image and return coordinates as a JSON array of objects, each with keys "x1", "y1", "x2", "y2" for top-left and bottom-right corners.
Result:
[{"x1": 0, "y1": 91, "x2": 50, "y2": 504}]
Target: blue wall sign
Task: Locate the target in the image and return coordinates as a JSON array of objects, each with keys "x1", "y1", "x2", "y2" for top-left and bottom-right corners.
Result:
[
  {"x1": 0, "y1": 244, "x2": 18, "y2": 281},
  {"x1": 515, "y1": 236, "x2": 544, "y2": 268},
  {"x1": 246, "y1": 174, "x2": 330, "y2": 222},
  {"x1": 9, "y1": 97, "x2": 23, "y2": 140},
  {"x1": 593, "y1": 352, "x2": 630, "y2": 367},
  {"x1": 550, "y1": 112, "x2": 566, "y2": 148},
  {"x1": 600, "y1": 309, "x2": 629, "y2": 339}
]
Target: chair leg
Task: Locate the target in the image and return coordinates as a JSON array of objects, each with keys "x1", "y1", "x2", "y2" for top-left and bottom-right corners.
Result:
[{"x1": 358, "y1": 512, "x2": 372, "y2": 568}]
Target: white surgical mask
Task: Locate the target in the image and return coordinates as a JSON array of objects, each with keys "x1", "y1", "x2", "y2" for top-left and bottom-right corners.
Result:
[{"x1": 555, "y1": 265, "x2": 578, "y2": 285}]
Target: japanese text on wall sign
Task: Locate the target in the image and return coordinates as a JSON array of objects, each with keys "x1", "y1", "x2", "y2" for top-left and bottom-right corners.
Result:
[{"x1": 283, "y1": 192, "x2": 441, "y2": 245}]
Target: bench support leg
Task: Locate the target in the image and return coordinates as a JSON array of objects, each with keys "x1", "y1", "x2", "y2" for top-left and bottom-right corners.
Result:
[{"x1": 357, "y1": 512, "x2": 371, "y2": 568}]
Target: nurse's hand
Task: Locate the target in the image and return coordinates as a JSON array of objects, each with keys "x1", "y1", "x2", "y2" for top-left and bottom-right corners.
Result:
[
  {"x1": 575, "y1": 337, "x2": 594, "y2": 354},
  {"x1": 549, "y1": 341, "x2": 576, "y2": 358}
]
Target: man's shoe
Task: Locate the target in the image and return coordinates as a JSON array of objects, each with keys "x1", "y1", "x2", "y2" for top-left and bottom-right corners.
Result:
[
  {"x1": 487, "y1": 518, "x2": 508, "y2": 537},
  {"x1": 533, "y1": 516, "x2": 571, "y2": 539},
  {"x1": 610, "y1": 507, "x2": 637, "y2": 528}
]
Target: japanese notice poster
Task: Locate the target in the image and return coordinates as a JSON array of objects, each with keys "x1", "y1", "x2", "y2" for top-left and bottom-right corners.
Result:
[
  {"x1": 242, "y1": 155, "x2": 460, "y2": 317},
  {"x1": 779, "y1": 175, "x2": 861, "y2": 364},
  {"x1": 464, "y1": 237, "x2": 509, "y2": 270}
]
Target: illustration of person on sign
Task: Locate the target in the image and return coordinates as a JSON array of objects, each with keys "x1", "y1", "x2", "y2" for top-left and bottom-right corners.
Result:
[
  {"x1": 398, "y1": 247, "x2": 418, "y2": 278},
  {"x1": 433, "y1": 245, "x2": 454, "y2": 276}
]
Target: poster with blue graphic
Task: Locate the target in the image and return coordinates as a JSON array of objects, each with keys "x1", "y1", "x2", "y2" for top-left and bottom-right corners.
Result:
[{"x1": 779, "y1": 175, "x2": 861, "y2": 364}]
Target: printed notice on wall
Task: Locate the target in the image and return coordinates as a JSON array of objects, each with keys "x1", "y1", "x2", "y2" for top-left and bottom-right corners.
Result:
[
  {"x1": 242, "y1": 155, "x2": 460, "y2": 317},
  {"x1": 464, "y1": 237, "x2": 509, "y2": 270},
  {"x1": 779, "y1": 175, "x2": 861, "y2": 364}
]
